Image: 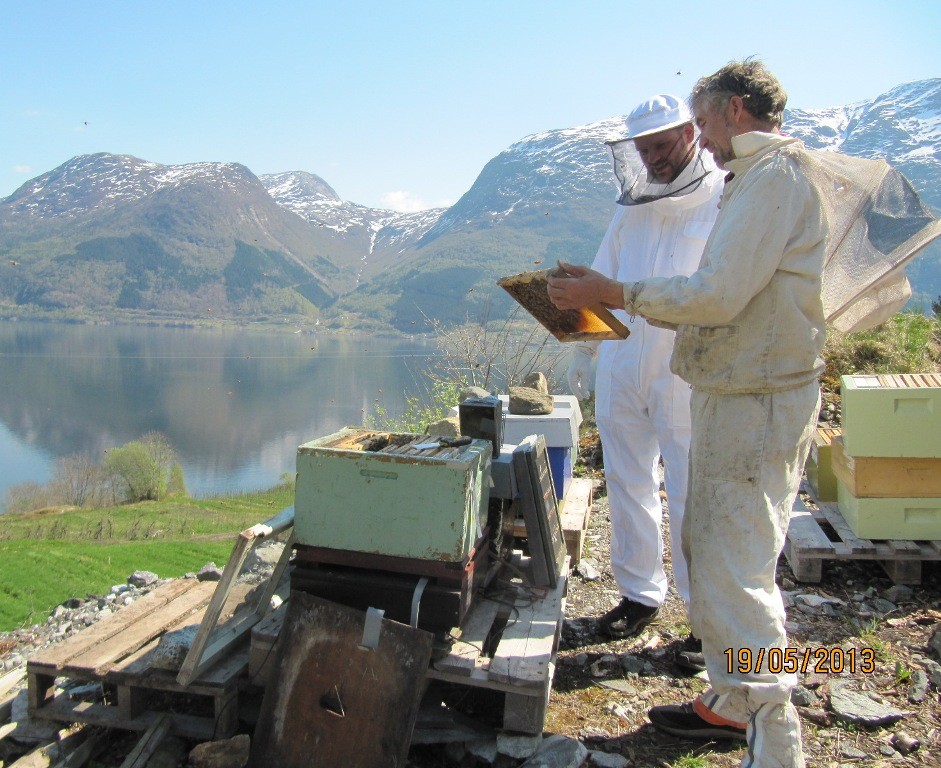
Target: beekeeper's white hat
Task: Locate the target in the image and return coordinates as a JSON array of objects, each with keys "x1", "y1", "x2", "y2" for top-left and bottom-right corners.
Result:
[{"x1": 623, "y1": 94, "x2": 693, "y2": 140}]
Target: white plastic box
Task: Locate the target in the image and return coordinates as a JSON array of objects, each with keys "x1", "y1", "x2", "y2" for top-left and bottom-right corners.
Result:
[
  {"x1": 451, "y1": 395, "x2": 582, "y2": 499},
  {"x1": 495, "y1": 394, "x2": 583, "y2": 449}
]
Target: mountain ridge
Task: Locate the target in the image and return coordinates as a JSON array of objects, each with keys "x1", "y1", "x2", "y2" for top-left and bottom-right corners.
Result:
[{"x1": 1, "y1": 78, "x2": 938, "y2": 330}]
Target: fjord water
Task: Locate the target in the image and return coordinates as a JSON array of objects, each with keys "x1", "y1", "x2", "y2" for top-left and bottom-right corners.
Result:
[{"x1": 0, "y1": 322, "x2": 438, "y2": 505}]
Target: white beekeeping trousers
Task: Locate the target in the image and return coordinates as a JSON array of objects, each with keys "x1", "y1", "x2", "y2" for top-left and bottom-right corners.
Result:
[
  {"x1": 683, "y1": 383, "x2": 819, "y2": 768},
  {"x1": 595, "y1": 337, "x2": 692, "y2": 608}
]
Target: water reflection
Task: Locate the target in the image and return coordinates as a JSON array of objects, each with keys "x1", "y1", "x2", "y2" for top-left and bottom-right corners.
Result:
[{"x1": 0, "y1": 322, "x2": 437, "y2": 501}]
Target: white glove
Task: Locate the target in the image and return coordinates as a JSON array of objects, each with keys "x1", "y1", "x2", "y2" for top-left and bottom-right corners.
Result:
[{"x1": 566, "y1": 342, "x2": 597, "y2": 399}]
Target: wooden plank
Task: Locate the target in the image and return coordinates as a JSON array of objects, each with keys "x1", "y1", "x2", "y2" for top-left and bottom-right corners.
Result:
[
  {"x1": 28, "y1": 581, "x2": 200, "y2": 669},
  {"x1": 879, "y1": 559, "x2": 922, "y2": 585},
  {"x1": 0, "y1": 666, "x2": 26, "y2": 699},
  {"x1": 503, "y1": 669, "x2": 553, "y2": 734},
  {"x1": 118, "y1": 714, "x2": 171, "y2": 768},
  {"x1": 786, "y1": 490, "x2": 941, "y2": 584},
  {"x1": 177, "y1": 512, "x2": 294, "y2": 687},
  {"x1": 59, "y1": 582, "x2": 216, "y2": 678},
  {"x1": 430, "y1": 599, "x2": 501, "y2": 678},
  {"x1": 9, "y1": 729, "x2": 88, "y2": 767},
  {"x1": 782, "y1": 537, "x2": 823, "y2": 583},
  {"x1": 1, "y1": 667, "x2": 26, "y2": 721},
  {"x1": 818, "y1": 503, "x2": 877, "y2": 554},
  {"x1": 110, "y1": 644, "x2": 249, "y2": 695},
  {"x1": 559, "y1": 478, "x2": 592, "y2": 563},
  {"x1": 55, "y1": 729, "x2": 105, "y2": 768},
  {"x1": 31, "y1": 698, "x2": 215, "y2": 741},
  {"x1": 787, "y1": 498, "x2": 834, "y2": 554},
  {"x1": 488, "y1": 559, "x2": 568, "y2": 688}
]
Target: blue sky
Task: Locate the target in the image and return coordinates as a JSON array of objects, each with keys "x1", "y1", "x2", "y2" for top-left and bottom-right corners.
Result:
[{"x1": 3, "y1": 1, "x2": 939, "y2": 211}]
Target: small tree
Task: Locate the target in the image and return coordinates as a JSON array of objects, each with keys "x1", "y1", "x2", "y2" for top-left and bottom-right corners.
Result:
[
  {"x1": 50, "y1": 452, "x2": 108, "y2": 508},
  {"x1": 104, "y1": 439, "x2": 171, "y2": 502},
  {"x1": 166, "y1": 462, "x2": 188, "y2": 498}
]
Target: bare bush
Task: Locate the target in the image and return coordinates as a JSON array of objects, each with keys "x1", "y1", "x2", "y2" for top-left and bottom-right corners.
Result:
[
  {"x1": 2, "y1": 481, "x2": 60, "y2": 516},
  {"x1": 50, "y1": 452, "x2": 110, "y2": 508},
  {"x1": 423, "y1": 305, "x2": 567, "y2": 393}
]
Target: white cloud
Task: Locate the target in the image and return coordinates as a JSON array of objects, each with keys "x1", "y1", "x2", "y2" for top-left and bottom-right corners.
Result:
[
  {"x1": 13, "y1": 165, "x2": 33, "y2": 175},
  {"x1": 381, "y1": 190, "x2": 427, "y2": 213},
  {"x1": 380, "y1": 190, "x2": 452, "y2": 213}
]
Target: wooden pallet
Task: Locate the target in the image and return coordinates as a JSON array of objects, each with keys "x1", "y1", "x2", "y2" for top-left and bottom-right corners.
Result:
[
  {"x1": 425, "y1": 553, "x2": 568, "y2": 734},
  {"x1": 513, "y1": 477, "x2": 593, "y2": 563},
  {"x1": 251, "y1": 552, "x2": 568, "y2": 735},
  {"x1": 784, "y1": 493, "x2": 941, "y2": 584},
  {"x1": 26, "y1": 579, "x2": 248, "y2": 740}
]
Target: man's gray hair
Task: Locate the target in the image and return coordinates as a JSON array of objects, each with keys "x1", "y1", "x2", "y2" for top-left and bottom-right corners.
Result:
[{"x1": 690, "y1": 58, "x2": 787, "y2": 130}]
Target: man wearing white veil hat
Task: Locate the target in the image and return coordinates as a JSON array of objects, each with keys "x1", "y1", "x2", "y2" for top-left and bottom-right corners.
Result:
[{"x1": 566, "y1": 94, "x2": 723, "y2": 658}]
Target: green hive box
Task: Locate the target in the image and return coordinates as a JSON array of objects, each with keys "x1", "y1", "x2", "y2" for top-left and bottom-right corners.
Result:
[
  {"x1": 294, "y1": 428, "x2": 492, "y2": 562},
  {"x1": 837, "y1": 479, "x2": 941, "y2": 540},
  {"x1": 805, "y1": 427, "x2": 840, "y2": 502},
  {"x1": 841, "y1": 374, "x2": 941, "y2": 458}
]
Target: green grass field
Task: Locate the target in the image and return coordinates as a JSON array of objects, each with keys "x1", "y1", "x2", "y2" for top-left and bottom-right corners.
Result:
[{"x1": 0, "y1": 483, "x2": 294, "y2": 631}]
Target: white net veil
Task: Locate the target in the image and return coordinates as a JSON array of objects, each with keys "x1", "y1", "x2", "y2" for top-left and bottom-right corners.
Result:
[
  {"x1": 801, "y1": 151, "x2": 941, "y2": 333},
  {"x1": 606, "y1": 137, "x2": 716, "y2": 206}
]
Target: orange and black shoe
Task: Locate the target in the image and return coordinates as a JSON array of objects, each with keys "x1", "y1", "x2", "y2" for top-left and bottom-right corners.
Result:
[{"x1": 648, "y1": 699, "x2": 747, "y2": 741}]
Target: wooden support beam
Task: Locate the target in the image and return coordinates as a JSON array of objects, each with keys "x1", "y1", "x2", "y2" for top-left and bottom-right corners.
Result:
[
  {"x1": 118, "y1": 714, "x2": 171, "y2": 768},
  {"x1": 177, "y1": 508, "x2": 294, "y2": 686}
]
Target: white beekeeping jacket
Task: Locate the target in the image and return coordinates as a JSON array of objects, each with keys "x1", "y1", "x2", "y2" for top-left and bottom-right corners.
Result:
[{"x1": 590, "y1": 155, "x2": 724, "y2": 379}]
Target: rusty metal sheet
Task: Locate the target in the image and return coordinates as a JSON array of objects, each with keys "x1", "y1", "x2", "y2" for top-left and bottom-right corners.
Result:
[{"x1": 249, "y1": 592, "x2": 433, "y2": 768}]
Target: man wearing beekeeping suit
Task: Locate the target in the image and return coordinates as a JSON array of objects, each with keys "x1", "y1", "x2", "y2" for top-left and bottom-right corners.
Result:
[
  {"x1": 549, "y1": 59, "x2": 827, "y2": 767},
  {"x1": 567, "y1": 94, "x2": 722, "y2": 661}
]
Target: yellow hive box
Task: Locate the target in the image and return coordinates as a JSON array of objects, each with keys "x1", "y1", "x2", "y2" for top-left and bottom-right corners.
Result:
[
  {"x1": 837, "y1": 479, "x2": 941, "y2": 540},
  {"x1": 805, "y1": 427, "x2": 841, "y2": 501},
  {"x1": 840, "y1": 373, "x2": 941, "y2": 458},
  {"x1": 832, "y1": 436, "x2": 941, "y2": 498}
]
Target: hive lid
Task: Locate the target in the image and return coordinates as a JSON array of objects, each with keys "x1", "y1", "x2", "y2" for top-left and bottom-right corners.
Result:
[
  {"x1": 497, "y1": 268, "x2": 630, "y2": 342},
  {"x1": 845, "y1": 373, "x2": 941, "y2": 390}
]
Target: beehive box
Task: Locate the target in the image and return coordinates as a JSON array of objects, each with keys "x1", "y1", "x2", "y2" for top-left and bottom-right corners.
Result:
[
  {"x1": 841, "y1": 373, "x2": 941, "y2": 458},
  {"x1": 837, "y1": 479, "x2": 941, "y2": 540},
  {"x1": 294, "y1": 428, "x2": 492, "y2": 562},
  {"x1": 805, "y1": 427, "x2": 840, "y2": 501},
  {"x1": 832, "y1": 436, "x2": 941, "y2": 498}
]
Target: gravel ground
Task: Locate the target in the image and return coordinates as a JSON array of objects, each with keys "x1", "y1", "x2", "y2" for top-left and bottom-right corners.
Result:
[{"x1": 542, "y1": 430, "x2": 941, "y2": 767}]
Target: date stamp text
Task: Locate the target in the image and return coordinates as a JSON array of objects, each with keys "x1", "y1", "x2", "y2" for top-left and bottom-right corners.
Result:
[{"x1": 724, "y1": 646, "x2": 876, "y2": 675}]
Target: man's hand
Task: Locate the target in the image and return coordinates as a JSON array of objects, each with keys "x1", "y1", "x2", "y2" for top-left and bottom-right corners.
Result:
[{"x1": 547, "y1": 261, "x2": 625, "y2": 311}]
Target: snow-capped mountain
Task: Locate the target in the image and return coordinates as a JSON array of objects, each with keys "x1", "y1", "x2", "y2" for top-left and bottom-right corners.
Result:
[
  {"x1": 785, "y1": 79, "x2": 941, "y2": 212},
  {"x1": 260, "y1": 171, "x2": 444, "y2": 282},
  {"x1": 0, "y1": 79, "x2": 938, "y2": 330},
  {"x1": 2, "y1": 153, "x2": 262, "y2": 220},
  {"x1": 424, "y1": 116, "x2": 626, "y2": 242}
]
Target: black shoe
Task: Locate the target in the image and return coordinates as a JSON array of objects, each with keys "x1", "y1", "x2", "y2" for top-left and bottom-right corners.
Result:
[
  {"x1": 674, "y1": 634, "x2": 706, "y2": 673},
  {"x1": 648, "y1": 701, "x2": 747, "y2": 741},
  {"x1": 597, "y1": 598, "x2": 659, "y2": 638}
]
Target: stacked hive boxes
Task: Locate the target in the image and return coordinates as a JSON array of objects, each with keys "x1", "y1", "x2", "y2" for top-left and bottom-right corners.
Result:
[{"x1": 835, "y1": 374, "x2": 941, "y2": 539}]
